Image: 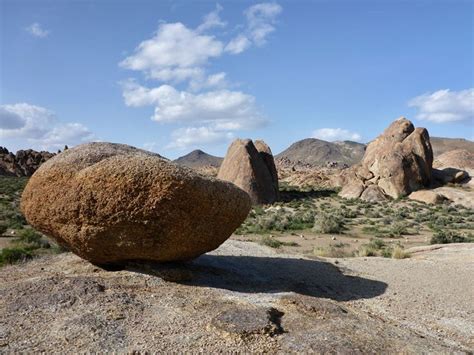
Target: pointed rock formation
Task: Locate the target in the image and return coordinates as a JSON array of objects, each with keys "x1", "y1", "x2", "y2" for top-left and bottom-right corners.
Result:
[
  {"x1": 340, "y1": 117, "x2": 433, "y2": 201},
  {"x1": 218, "y1": 139, "x2": 279, "y2": 204}
]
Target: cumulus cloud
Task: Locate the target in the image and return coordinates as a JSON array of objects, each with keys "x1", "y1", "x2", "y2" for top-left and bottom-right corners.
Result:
[
  {"x1": 0, "y1": 103, "x2": 56, "y2": 139},
  {"x1": 312, "y1": 128, "x2": 362, "y2": 142},
  {"x1": 120, "y1": 3, "x2": 281, "y2": 149},
  {"x1": 0, "y1": 103, "x2": 94, "y2": 150},
  {"x1": 26, "y1": 23, "x2": 50, "y2": 38},
  {"x1": 119, "y1": 22, "x2": 223, "y2": 83},
  {"x1": 0, "y1": 107, "x2": 27, "y2": 129},
  {"x1": 408, "y1": 89, "x2": 474, "y2": 123},
  {"x1": 121, "y1": 81, "x2": 267, "y2": 130},
  {"x1": 166, "y1": 126, "x2": 234, "y2": 150}
]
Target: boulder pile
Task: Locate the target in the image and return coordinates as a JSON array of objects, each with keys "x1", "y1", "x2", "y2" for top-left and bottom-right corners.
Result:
[
  {"x1": 218, "y1": 139, "x2": 279, "y2": 205},
  {"x1": 21, "y1": 142, "x2": 251, "y2": 266},
  {"x1": 0, "y1": 147, "x2": 55, "y2": 176},
  {"x1": 339, "y1": 117, "x2": 433, "y2": 201}
]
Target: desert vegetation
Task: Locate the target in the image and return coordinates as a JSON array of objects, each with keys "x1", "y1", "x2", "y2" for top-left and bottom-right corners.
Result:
[
  {"x1": 234, "y1": 184, "x2": 474, "y2": 258},
  {"x1": 0, "y1": 176, "x2": 65, "y2": 266},
  {"x1": 1, "y1": 175, "x2": 473, "y2": 267}
]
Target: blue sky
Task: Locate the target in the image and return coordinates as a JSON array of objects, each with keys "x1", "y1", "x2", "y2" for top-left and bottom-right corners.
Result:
[{"x1": 1, "y1": 0, "x2": 473, "y2": 158}]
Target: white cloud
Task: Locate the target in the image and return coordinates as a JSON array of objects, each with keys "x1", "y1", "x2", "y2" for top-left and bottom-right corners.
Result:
[
  {"x1": 121, "y1": 81, "x2": 266, "y2": 130},
  {"x1": 120, "y1": 3, "x2": 281, "y2": 151},
  {"x1": 224, "y1": 35, "x2": 252, "y2": 54},
  {"x1": 37, "y1": 123, "x2": 94, "y2": 149},
  {"x1": 166, "y1": 126, "x2": 234, "y2": 150},
  {"x1": 408, "y1": 89, "x2": 474, "y2": 123},
  {"x1": 188, "y1": 72, "x2": 228, "y2": 91},
  {"x1": 245, "y1": 3, "x2": 282, "y2": 45},
  {"x1": 0, "y1": 103, "x2": 56, "y2": 139},
  {"x1": 225, "y1": 2, "x2": 282, "y2": 54},
  {"x1": 26, "y1": 22, "x2": 50, "y2": 38},
  {"x1": 312, "y1": 128, "x2": 362, "y2": 142},
  {"x1": 119, "y1": 22, "x2": 223, "y2": 83},
  {"x1": 0, "y1": 103, "x2": 94, "y2": 150},
  {"x1": 196, "y1": 4, "x2": 227, "y2": 33}
]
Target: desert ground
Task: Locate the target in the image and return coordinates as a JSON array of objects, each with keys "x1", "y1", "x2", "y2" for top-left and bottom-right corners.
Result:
[{"x1": 1, "y1": 174, "x2": 473, "y2": 352}]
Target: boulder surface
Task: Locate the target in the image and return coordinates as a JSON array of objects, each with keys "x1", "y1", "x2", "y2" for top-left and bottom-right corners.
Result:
[
  {"x1": 339, "y1": 117, "x2": 433, "y2": 200},
  {"x1": 218, "y1": 139, "x2": 279, "y2": 204},
  {"x1": 21, "y1": 142, "x2": 251, "y2": 265}
]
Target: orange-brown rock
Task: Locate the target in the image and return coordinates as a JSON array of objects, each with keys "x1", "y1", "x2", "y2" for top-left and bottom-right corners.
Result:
[
  {"x1": 340, "y1": 117, "x2": 433, "y2": 200},
  {"x1": 218, "y1": 139, "x2": 279, "y2": 204},
  {"x1": 21, "y1": 142, "x2": 251, "y2": 266},
  {"x1": 408, "y1": 190, "x2": 446, "y2": 205}
]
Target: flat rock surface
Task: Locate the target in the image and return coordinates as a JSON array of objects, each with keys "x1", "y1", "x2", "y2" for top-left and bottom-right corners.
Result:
[{"x1": 1, "y1": 240, "x2": 473, "y2": 352}]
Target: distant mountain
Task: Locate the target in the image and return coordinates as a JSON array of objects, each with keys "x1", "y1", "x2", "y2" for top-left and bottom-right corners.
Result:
[
  {"x1": 430, "y1": 137, "x2": 474, "y2": 157},
  {"x1": 174, "y1": 149, "x2": 223, "y2": 168},
  {"x1": 275, "y1": 138, "x2": 366, "y2": 168}
]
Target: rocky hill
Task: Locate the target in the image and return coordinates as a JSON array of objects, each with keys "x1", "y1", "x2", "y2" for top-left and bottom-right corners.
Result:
[
  {"x1": 0, "y1": 147, "x2": 56, "y2": 177},
  {"x1": 275, "y1": 136, "x2": 473, "y2": 169},
  {"x1": 174, "y1": 149, "x2": 223, "y2": 168},
  {"x1": 276, "y1": 139, "x2": 366, "y2": 168}
]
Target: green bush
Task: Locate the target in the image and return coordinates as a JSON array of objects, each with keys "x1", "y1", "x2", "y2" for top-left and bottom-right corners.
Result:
[
  {"x1": 0, "y1": 223, "x2": 7, "y2": 235},
  {"x1": 0, "y1": 247, "x2": 32, "y2": 266},
  {"x1": 312, "y1": 212, "x2": 345, "y2": 234},
  {"x1": 259, "y1": 235, "x2": 283, "y2": 248},
  {"x1": 388, "y1": 222, "x2": 409, "y2": 237},
  {"x1": 430, "y1": 230, "x2": 474, "y2": 244}
]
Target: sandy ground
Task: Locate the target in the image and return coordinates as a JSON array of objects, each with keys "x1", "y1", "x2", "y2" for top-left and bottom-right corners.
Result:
[
  {"x1": 339, "y1": 243, "x2": 474, "y2": 350},
  {"x1": 1, "y1": 240, "x2": 473, "y2": 352}
]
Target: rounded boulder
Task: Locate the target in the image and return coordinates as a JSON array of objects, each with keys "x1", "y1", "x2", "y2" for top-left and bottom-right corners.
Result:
[{"x1": 21, "y1": 142, "x2": 251, "y2": 265}]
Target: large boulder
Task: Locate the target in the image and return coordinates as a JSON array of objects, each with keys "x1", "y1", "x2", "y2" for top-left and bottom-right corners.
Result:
[
  {"x1": 21, "y1": 142, "x2": 251, "y2": 266},
  {"x1": 433, "y1": 149, "x2": 473, "y2": 187},
  {"x1": 340, "y1": 117, "x2": 433, "y2": 200},
  {"x1": 433, "y1": 149, "x2": 474, "y2": 170},
  {"x1": 408, "y1": 190, "x2": 446, "y2": 205},
  {"x1": 218, "y1": 139, "x2": 279, "y2": 204}
]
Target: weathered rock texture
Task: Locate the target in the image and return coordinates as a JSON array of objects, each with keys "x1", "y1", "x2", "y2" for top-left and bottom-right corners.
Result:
[
  {"x1": 408, "y1": 190, "x2": 446, "y2": 205},
  {"x1": 432, "y1": 149, "x2": 473, "y2": 187},
  {"x1": 218, "y1": 139, "x2": 279, "y2": 205},
  {"x1": 0, "y1": 147, "x2": 55, "y2": 176},
  {"x1": 340, "y1": 117, "x2": 433, "y2": 201},
  {"x1": 1, "y1": 240, "x2": 472, "y2": 353},
  {"x1": 20, "y1": 142, "x2": 251, "y2": 265}
]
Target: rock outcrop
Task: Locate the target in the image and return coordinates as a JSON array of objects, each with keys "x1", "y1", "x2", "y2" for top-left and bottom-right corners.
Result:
[
  {"x1": 408, "y1": 190, "x2": 446, "y2": 205},
  {"x1": 432, "y1": 149, "x2": 473, "y2": 186},
  {"x1": 339, "y1": 117, "x2": 433, "y2": 201},
  {"x1": 218, "y1": 139, "x2": 279, "y2": 205},
  {"x1": 0, "y1": 147, "x2": 55, "y2": 176},
  {"x1": 21, "y1": 142, "x2": 251, "y2": 266}
]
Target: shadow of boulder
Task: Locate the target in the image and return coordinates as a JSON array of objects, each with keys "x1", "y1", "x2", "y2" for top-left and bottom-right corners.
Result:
[{"x1": 127, "y1": 254, "x2": 387, "y2": 302}]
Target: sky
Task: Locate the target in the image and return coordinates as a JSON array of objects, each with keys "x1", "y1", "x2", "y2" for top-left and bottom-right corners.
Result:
[{"x1": 1, "y1": 0, "x2": 473, "y2": 159}]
